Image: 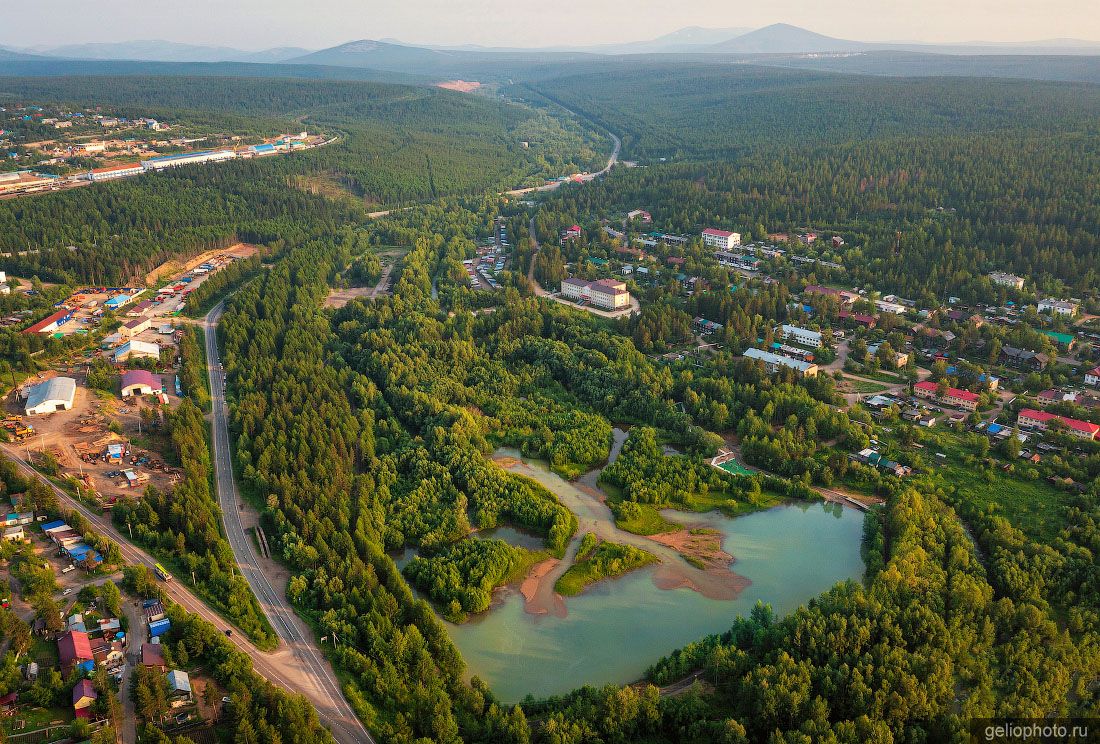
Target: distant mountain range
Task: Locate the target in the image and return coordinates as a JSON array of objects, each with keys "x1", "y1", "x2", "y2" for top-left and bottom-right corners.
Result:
[
  {"x1": 2, "y1": 25, "x2": 1100, "y2": 88},
  {"x1": 706, "y1": 23, "x2": 1100, "y2": 56},
  {"x1": 7, "y1": 24, "x2": 1100, "y2": 69},
  {"x1": 13, "y1": 40, "x2": 312, "y2": 64}
]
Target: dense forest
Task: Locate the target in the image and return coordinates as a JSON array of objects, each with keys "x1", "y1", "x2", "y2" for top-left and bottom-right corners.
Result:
[
  {"x1": 0, "y1": 74, "x2": 604, "y2": 284},
  {"x1": 208, "y1": 182, "x2": 1099, "y2": 741},
  {"x1": 530, "y1": 66, "x2": 1100, "y2": 296}
]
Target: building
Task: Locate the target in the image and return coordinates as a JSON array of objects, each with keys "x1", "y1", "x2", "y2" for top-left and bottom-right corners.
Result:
[
  {"x1": 1086, "y1": 367, "x2": 1100, "y2": 387},
  {"x1": 874, "y1": 299, "x2": 907, "y2": 315},
  {"x1": 58, "y1": 631, "x2": 95, "y2": 675},
  {"x1": 780, "y1": 324, "x2": 823, "y2": 348},
  {"x1": 1000, "y1": 345, "x2": 1050, "y2": 370},
  {"x1": 23, "y1": 308, "x2": 74, "y2": 334},
  {"x1": 851, "y1": 448, "x2": 911, "y2": 477},
  {"x1": 104, "y1": 294, "x2": 132, "y2": 311},
  {"x1": 1040, "y1": 330, "x2": 1075, "y2": 349},
  {"x1": 914, "y1": 380, "x2": 980, "y2": 412},
  {"x1": 627, "y1": 209, "x2": 652, "y2": 223},
  {"x1": 141, "y1": 149, "x2": 237, "y2": 171},
  {"x1": 743, "y1": 347, "x2": 818, "y2": 378},
  {"x1": 838, "y1": 310, "x2": 877, "y2": 328},
  {"x1": 1037, "y1": 298, "x2": 1079, "y2": 317},
  {"x1": 2, "y1": 526, "x2": 24, "y2": 542},
  {"x1": 989, "y1": 271, "x2": 1025, "y2": 290},
  {"x1": 85, "y1": 163, "x2": 143, "y2": 182},
  {"x1": 120, "y1": 369, "x2": 162, "y2": 397},
  {"x1": 24, "y1": 377, "x2": 77, "y2": 415},
  {"x1": 141, "y1": 643, "x2": 166, "y2": 669},
  {"x1": 120, "y1": 317, "x2": 151, "y2": 338},
  {"x1": 803, "y1": 285, "x2": 859, "y2": 306},
  {"x1": 714, "y1": 251, "x2": 761, "y2": 271},
  {"x1": 701, "y1": 228, "x2": 740, "y2": 251},
  {"x1": 113, "y1": 340, "x2": 161, "y2": 364},
  {"x1": 559, "y1": 278, "x2": 632, "y2": 311},
  {"x1": 560, "y1": 225, "x2": 582, "y2": 244},
  {"x1": 72, "y1": 679, "x2": 98, "y2": 714},
  {"x1": 1017, "y1": 409, "x2": 1100, "y2": 440},
  {"x1": 867, "y1": 343, "x2": 909, "y2": 368},
  {"x1": 167, "y1": 671, "x2": 193, "y2": 707},
  {"x1": 0, "y1": 170, "x2": 58, "y2": 195}
]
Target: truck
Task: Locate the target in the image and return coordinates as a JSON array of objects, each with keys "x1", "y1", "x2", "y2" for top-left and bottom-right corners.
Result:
[{"x1": 153, "y1": 563, "x2": 171, "y2": 582}]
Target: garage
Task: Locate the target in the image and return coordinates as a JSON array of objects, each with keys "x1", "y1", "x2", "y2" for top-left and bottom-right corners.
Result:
[{"x1": 24, "y1": 377, "x2": 77, "y2": 416}]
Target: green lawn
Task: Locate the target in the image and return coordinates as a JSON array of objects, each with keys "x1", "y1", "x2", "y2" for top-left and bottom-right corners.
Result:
[{"x1": 842, "y1": 377, "x2": 890, "y2": 394}]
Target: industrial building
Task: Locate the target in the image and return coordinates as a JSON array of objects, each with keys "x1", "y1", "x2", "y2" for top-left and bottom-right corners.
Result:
[
  {"x1": 743, "y1": 347, "x2": 818, "y2": 377},
  {"x1": 560, "y1": 278, "x2": 632, "y2": 311},
  {"x1": 23, "y1": 308, "x2": 74, "y2": 334},
  {"x1": 120, "y1": 370, "x2": 162, "y2": 397},
  {"x1": 24, "y1": 376, "x2": 77, "y2": 415},
  {"x1": 84, "y1": 163, "x2": 143, "y2": 182},
  {"x1": 141, "y1": 149, "x2": 237, "y2": 171},
  {"x1": 120, "y1": 317, "x2": 151, "y2": 338},
  {"x1": 113, "y1": 340, "x2": 161, "y2": 364},
  {"x1": 702, "y1": 228, "x2": 740, "y2": 251}
]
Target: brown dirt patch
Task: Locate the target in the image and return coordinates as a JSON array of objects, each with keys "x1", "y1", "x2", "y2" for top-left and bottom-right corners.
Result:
[
  {"x1": 647, "y1": 529, "x2": 751, "y2": 600},
  {"x1": 436, "y1": 80, "x2": 482, "y2": 93}
]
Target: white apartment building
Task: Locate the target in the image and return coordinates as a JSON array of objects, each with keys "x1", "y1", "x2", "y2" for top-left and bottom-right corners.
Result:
[
  {"x1": 780, "y1": 324, "x2": 823, "y2": 348},
  {"x1": 701, "y1": 228, "x2": 740, "y2": 251}
]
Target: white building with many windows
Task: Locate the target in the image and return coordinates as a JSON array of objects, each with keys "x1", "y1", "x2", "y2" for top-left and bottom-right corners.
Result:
[
  {"x1": 743, "y1": 348, "x2": 818, "y2": 378},
  {"x1": 701, "y1": 228, "x2": 740, "y2": 251},
  {"x1": 560, "y1": 278, "x2": 632, "y2": 311},
  {"x1": 780, "y1": 324, "x2": 823, "y2": 348}
]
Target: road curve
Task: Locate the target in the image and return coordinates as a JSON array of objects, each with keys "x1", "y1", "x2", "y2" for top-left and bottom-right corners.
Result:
[{"x1": 203, "y1": 302, "x2": 374, "y2": 744}]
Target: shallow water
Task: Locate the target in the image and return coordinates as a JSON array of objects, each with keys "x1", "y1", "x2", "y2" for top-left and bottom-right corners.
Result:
[{"x1": 445, "y1": 497, "x2": 865, "y2": 702}]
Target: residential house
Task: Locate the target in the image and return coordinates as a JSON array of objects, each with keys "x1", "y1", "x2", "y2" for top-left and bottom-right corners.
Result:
[
  {"x1": 914, "y1": 381, "x2": 980, "y2": 412},
  {"x1": 167, "y1": 670, "x2": 193, "y2": 707},
  {"x1": 1018, "y1": 409, "x2": 1100, "y2": 440},
  {"x1": 1000, "y1": 345, "x2": 1050, "y2": 371},
  {"x1": 1037, "y1": 298, "x2": 1079, "y2": 317}
]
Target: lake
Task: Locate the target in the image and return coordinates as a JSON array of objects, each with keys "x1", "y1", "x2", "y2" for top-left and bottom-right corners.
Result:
[{"x1": 444, "y1": 496, "x2": 865, "y2": 702}]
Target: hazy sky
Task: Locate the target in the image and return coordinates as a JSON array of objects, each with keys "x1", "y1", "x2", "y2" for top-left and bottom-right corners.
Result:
[{"x1": 4, "y1": 0, "x2": 1098, "y2": 50}]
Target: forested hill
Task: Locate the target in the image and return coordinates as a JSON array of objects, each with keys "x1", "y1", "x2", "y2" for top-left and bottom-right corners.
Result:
[
  {"x1": 528, "y1": 65, "x2": 1100, "y2": 294},
  {"x1": 0, "y1": 75, "x2": 603, "y2": 284},
  {"x1": 529, "y1": 64, "x2": 1100, "y2": 160}
]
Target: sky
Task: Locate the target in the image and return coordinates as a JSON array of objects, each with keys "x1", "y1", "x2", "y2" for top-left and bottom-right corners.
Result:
[{"x1": 4, "y1": 0, "x2": 1098, "y2": 51}]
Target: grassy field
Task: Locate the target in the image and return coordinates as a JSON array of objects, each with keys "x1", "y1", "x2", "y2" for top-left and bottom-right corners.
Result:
[
  {"x1": 555, "y1": 538, "x2": 657, "y2": 595},
  {"x1": 842, "y1": 377, "x2": 890, "y2": 394},
  {"x1": 923, "y1": 431, "x2": 1070, "y2": 541}
]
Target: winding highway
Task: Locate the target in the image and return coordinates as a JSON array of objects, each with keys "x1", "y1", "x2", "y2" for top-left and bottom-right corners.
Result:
[{"x1": 203, "y1": 302, "x2": 374, "y2": 744}]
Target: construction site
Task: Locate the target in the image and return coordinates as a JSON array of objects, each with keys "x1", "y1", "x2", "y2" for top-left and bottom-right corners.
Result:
[{"x1": 5, "y1": 370, "x2": 183, "y2": 508}]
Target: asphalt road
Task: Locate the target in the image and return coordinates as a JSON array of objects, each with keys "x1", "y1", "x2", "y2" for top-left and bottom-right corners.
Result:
[
  {"x1": 203, "y1": 302, "x2": 374, "y2": 744},
  {"x1": 0, "y1": 445, "x2": 356, "y2": 721}
]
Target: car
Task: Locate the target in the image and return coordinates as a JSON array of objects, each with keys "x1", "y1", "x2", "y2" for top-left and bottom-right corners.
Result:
[
  {"x1": 62, "y1": 588, "x2": 72, "y2": 596},
  {"x1": 222, "y1": 696, "x2": 232, "y2": 704},
  {"x1": 224, "y1": 629, "x2": 232, "y2": 637}
]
